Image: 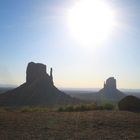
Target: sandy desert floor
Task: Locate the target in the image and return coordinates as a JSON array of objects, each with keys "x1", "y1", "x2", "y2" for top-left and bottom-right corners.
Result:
[{"x1": 0, "y1": 111, "x2": 140, "y2": 140}]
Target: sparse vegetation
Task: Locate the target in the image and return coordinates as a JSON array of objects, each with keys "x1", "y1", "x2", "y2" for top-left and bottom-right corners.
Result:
[
  {"x1": 20, "y1": 106, "x2": 51, "y2": 113},
  {"x1": 102, "y1": 103, "x2": 115, "y2": 110},
  {"x1": 0, "y1": 107, "x2": 14, "y2": 112},
  {"x1": 58, "y1": 104, "x2": 95, "y2": 112},
  {"x1": 0, "y1": 107, "x2": 8, "y2": 112},
  {"x1": 0, "y1": 103, "x2": 115, "y2": 113},
  {"x1": 57, "y1": 103, "x2": 115, "y2": 112}
]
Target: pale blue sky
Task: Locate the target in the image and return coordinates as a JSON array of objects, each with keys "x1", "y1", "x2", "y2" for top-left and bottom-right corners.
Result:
[{"x1": 0, "y1": 0, "x2": 140, "y2": 89}]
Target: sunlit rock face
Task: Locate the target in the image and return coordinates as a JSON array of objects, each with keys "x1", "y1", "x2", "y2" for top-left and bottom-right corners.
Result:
[{"x1": 99, "y1": 77, "x2": 125, "y2": 101}]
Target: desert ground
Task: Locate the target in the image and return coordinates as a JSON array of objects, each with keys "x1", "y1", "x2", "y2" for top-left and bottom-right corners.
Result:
[{"x1": 0, "y1": 110, "x2": 140, "y2": 140}]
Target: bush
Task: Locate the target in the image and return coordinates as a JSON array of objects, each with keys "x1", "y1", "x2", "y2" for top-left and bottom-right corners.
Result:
[
  {"x1": 74, "y1": 104, "x2": 88, "y2": 111},
  {"x1": 0, "y1": 107, "x2": 14, "y2": 112},
  {"x1": 97, "y1": 105, "x2": 104, "y2": 110},
  {"x1": 64, "y1": 105, "x2": 74, "y2": 112},
  {"x1": 57, "y1": 103, "x2": 99, "y2": 112},
  {"x1": 57, "y1": 107, "x2": 64, "y2": 112},
  {"x1": 118, "y1": 96, "x2": 140, "y2": 111},
  {"x1": 0, "y1": 107, "x2": 7, "y2": 112},
  {"x1": 89, "y1": 103, "x2": 98, "y2": 110},
  {"x1": 102, "y1": 103, "x2": 115, "y2": 110}
]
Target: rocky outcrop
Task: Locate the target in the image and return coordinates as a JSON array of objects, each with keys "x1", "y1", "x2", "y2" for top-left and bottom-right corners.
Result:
[
  {"x1": 0, "y1": 62, "x2": 80, "y2": 107},
  {"x1": 118, "y1": 96, "x2": 140, "y2": 111},
  {"x1": 98, "y1": 77, "x2": 125, "y2": 102}
]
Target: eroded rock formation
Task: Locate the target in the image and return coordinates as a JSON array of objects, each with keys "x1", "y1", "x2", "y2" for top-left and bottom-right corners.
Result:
[
  {"x1": 26, "y1": 62, "x2": 47, "y2": 84},
  {"x1": 0, "y1": 62, "x2": 79, "y2": 107},
  {"x1": 26, "y1": 62, "x2": 53, "y2": 85},
  {"x1": 104, "y1": 77, "x2": 116, "y2": 90},
  {"x1": 98, "y1": 77, "x2": 125, "y2": 101}
]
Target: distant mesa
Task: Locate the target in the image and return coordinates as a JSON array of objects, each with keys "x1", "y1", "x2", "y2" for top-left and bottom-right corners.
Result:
[
  {"x1": 98, "y1": 77, "x2": 125, "y2": 101},
  {"x1": 118, "y1": 96, "x2": 140, "y2": 111},
  {"x1": 0, "y1": 62, "x2": 80, "y2": 107},
  {"x1": 104, "y1": 77, "x2": 116, "y2": 90}
]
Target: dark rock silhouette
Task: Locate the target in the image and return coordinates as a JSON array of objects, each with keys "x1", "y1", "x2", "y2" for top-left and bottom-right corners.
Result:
[
  {"x1": 104, "y1": 77, "x2": 116, "y2": 90},
  {"x1": 118, "y1": 96, "x2": 140, "y2": 111},
  {"x1": 50, "y1": 67, "x2": 53, "y2": 85},
  {"x1": 26, "y1": 62, "x2": 47, "y2": 84},
  {"x1": 0, "y1": 62, "x2": 80, "y2": 107},
  {"x1": 98, "y1": 77, "x2": 125, "y2": 101}
]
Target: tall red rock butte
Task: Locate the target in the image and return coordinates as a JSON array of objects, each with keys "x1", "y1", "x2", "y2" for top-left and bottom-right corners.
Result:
[
  {"x1": 0, "y1": 62, "x2": 79, "y2": 107},
  {"x1": 26, "y1": 62, "x2": 53, "y2": 85},
  {"x1": 99, "y1": 77, "x2": 125, "y2": 101}
]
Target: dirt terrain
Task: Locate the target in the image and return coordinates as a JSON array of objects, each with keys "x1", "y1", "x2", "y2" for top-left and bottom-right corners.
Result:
[{"x1": 0, "y1": 111, "x2": 140, "y2": 140}]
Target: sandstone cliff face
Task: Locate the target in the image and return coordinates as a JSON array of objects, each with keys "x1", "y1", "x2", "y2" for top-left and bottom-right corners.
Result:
[{"x1": 0, "y1": 62, "x2": 79, "y2": 107}]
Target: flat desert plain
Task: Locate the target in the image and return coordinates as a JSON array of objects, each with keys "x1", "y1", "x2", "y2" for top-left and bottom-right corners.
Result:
[{"x1": 0, "y1": 111, "x2": 140, "y2": 140}]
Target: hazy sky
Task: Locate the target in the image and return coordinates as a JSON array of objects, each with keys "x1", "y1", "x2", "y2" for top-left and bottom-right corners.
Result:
[{"x1": 0, "y1": 0, "x2": 140, "y2": 89}]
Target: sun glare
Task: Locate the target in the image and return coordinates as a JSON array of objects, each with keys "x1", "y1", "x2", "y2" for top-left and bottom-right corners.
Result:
[{"x1": 67, "y1": 0, "x2": 116, "y2": 46}]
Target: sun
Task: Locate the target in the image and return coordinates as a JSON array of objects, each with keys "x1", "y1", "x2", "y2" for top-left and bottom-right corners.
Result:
[{"x1": 67, "y1": 0, "x2": 115, "y2": 46}]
